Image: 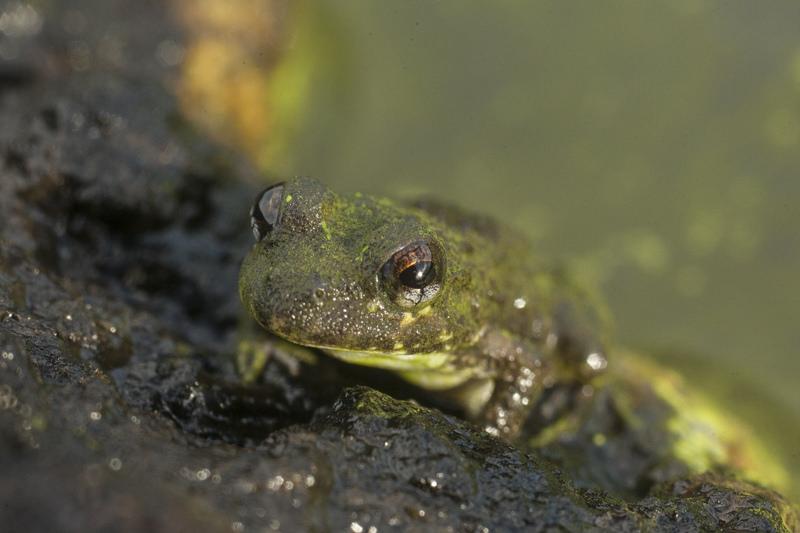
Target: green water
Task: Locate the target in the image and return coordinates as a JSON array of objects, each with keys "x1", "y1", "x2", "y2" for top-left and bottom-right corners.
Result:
[{"x1": 276, "y1": 1, "x2": 800, "y2": 498}]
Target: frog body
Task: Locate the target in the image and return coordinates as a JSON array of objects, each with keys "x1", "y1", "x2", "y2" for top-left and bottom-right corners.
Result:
[{"x1": 239, "y1": 178, "x2": 609, "y2": 437}]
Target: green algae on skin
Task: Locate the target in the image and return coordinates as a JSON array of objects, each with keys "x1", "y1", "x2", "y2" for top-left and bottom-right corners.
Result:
[{"x1": 320, "y1": 219, "x2": 332, "y2": 241}]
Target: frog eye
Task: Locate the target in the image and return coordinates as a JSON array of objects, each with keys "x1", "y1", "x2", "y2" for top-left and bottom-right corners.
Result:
[
  {"x1": 250, "y1": 183, "x2": 285, "y2": 241},
  {"x1": 380, "y1": 240, "x2": 444, "y2": 307}
]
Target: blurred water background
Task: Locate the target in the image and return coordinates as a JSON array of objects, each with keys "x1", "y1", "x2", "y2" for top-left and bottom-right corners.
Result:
[{"x1": 258, "y1": 1, "x2": 800, "y2": 498}]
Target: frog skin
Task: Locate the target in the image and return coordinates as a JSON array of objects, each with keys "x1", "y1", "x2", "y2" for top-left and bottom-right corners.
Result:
[{"x1": 238, "y1": 178, "x2": 609, "y2": 438}]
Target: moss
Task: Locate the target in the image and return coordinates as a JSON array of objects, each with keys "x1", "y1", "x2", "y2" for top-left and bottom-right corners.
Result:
[
  {"x1": 617, "y1": 353, "x2": 790, "y2": 492},
  {"x1": 320, "y1": 219, "x2": 332, "y2": 241}
]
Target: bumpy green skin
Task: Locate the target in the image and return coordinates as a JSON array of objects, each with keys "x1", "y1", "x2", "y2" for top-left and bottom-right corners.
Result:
[{"x1": 239, "y1": 178, "x2": 609, "y2": 436}]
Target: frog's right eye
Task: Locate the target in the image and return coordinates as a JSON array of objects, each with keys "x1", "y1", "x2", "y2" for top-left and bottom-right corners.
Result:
[
  {"x1": 380, "y1": 240, "x2": 444, "y2": 308},
  {"x1": 250, "y1": 183, "x2": 285, "y2": 241}
]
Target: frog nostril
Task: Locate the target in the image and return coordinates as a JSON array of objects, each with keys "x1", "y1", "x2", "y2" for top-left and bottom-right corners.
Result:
[{"x1": 250, "y1": 183, "x2": 285, "y2": 241}]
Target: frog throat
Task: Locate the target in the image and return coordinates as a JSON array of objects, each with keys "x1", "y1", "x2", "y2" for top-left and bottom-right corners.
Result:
[
  {"x1": 323, "y1": 347, "x2": 453, "y2": 372},
  {"x1": 323, "y1": 347, "x2": 478, "y2": 390}
]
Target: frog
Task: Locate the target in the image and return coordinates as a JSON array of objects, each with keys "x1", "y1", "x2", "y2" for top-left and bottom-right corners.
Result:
[{"x1": 238, "y1": 177, "x2": 610, "y2": 438}]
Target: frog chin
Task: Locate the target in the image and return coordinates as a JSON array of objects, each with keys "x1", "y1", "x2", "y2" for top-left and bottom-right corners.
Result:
[
  {"x1": 269, "y1": 329, "x2": 455, "y2": 372},
  {"x1": 322, "y1": 347, "x2": 453, "y2": 372},
  {"x1": 268, "y1": 333, "x2": 478, "y2": 390}
]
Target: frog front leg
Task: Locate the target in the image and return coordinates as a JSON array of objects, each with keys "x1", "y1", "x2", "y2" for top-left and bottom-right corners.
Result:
[{"x1": 476, "y1": 329, "x2": 554, "y2": 439}]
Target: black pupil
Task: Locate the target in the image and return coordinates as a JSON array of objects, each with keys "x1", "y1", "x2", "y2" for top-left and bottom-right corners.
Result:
[
  {"x1": 381, "y1": 241, "x2": 443, "y2": 307},
  {"x1": 398, "y1": 261, "x2": 434, "y2": 289},
  {"x1": 251, "y1": 183, "x2": 284, "y2": 241}
]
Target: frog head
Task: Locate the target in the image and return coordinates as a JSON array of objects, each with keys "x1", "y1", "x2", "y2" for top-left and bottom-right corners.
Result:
[{"x1": 238, "y1": 178, "x2": 483, "y2": 371}]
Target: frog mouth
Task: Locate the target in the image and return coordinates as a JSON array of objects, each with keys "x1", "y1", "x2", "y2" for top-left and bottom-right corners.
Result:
[
  {"x1": 265, "y1": 330, "x2": 447, "y2": 370},
  {"x1": 322, "y1": 347, "x2": 452, "y2": 371},
  {"x1": 260, "y1": 315, "x2": 455, "y2": 371},
  {"x1": 263, "y1": 322, "x2": 453, "y2": 371},
  {"x1": 322, "y1": 347, "x2": 480, "y2": 391},
  {"x1": 262, "y1": 323, "x2": 474, "y2": 386}
]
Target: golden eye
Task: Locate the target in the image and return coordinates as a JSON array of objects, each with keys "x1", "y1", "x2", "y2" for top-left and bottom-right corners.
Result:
[{"x1": 380, "y1": 240, "x2": 444, "y2": 307}]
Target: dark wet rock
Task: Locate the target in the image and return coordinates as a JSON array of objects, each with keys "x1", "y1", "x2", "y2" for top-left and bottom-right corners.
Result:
[
  {"x1": 637, "y1": 475, "x2": 799, "y2": 532},
  {"x1": 0, "y1": 1, "x2": 797, "y2": 532}
]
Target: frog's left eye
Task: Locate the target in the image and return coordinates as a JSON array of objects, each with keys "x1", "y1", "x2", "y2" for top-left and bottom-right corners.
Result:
[
  {"x1": 250, "y1": 183, "x2": 285, "y2": 241},
  {"x1": 380, "y1": 240, "x2": 444, "y2": 308}
]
